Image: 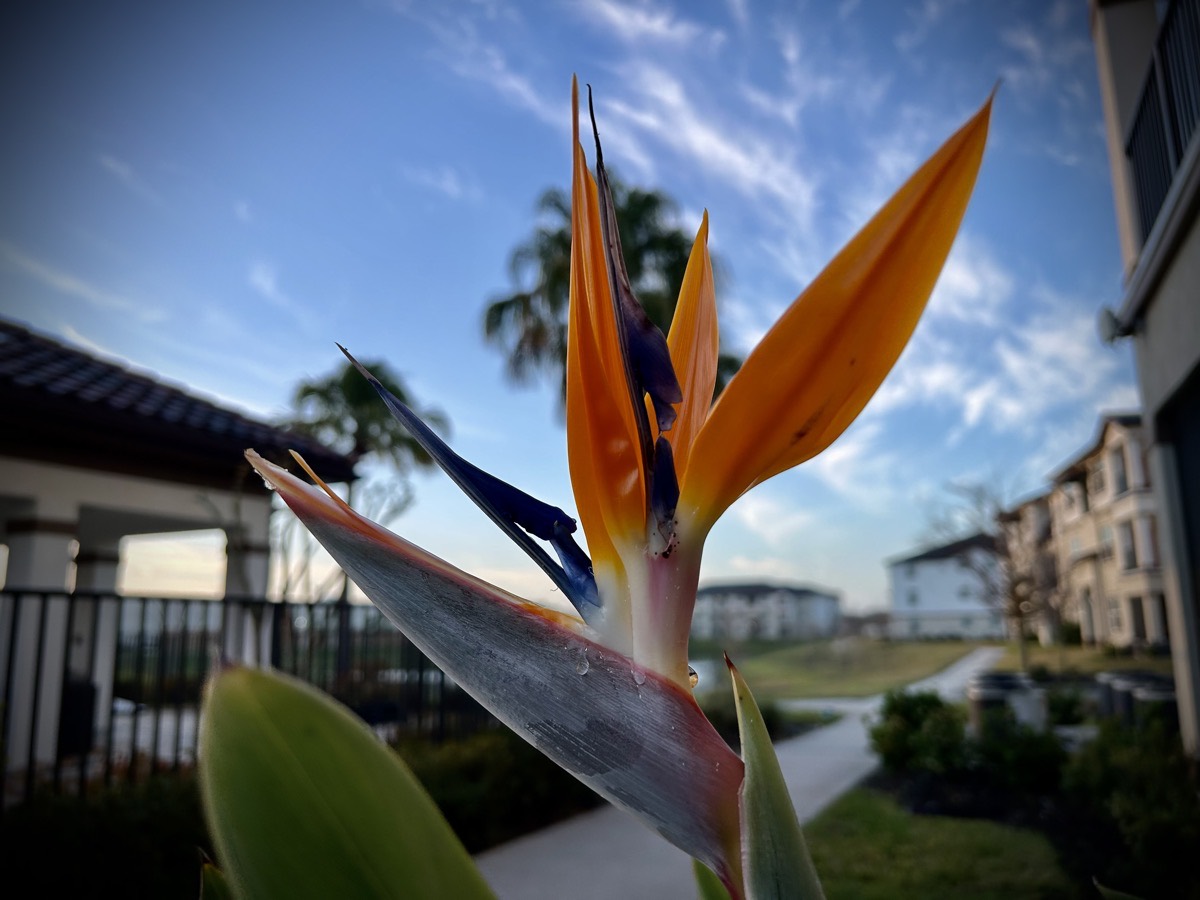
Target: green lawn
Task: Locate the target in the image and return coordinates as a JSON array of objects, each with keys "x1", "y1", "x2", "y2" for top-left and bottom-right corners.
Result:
[
  {"x1": 993, "y1": 642, "x2": 1175, "y2": 677},
  {"x1": 705, "y1": 638, "x2": 978, "y2": 700},
  {"x1": 804, "y1": 788, "x2": 1078, "y2": 899}
]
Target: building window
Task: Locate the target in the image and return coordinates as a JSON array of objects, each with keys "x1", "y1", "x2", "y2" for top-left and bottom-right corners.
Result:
[
  {"x1": 1109, "y1": 445, "x2": 1129, "y2": 495},
  {"x1": 1089, "y1": 461, "x2": 1106, "y2": 497},
  {"x1": 958, "y1": 586, "x2": 971, "y2": 599},
  {"x1": 1108, "y1": 597, "x2": 1123, "y2": 632},
  {"x1": 1118, "y1": 521, "x2": 1137, "y2": 570},
  {"x1": 1099, "y1": 525, "x2": 1114, "y2": 560},
  {"x1": 907, "y1": 590, "x2": 919, "y2": 606}
]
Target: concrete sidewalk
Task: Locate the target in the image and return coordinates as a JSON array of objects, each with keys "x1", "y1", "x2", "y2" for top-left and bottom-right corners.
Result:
[{"x1": 474, "y1": 646, "x2": 1003, "y2": 899}]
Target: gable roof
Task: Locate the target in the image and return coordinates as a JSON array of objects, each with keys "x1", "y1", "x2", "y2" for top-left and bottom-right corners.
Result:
[
  {"x1": 1051, "y1": 412, "x2": 1142, "y2": 483},
  {"x1": 0, "y1": 319, "x2": 357, "y2": 491},
  {"x1": 887, "y1": 531, "x2": 996, "y2": 566},
  {"x1": 696, "y1": 581, "x2": 838, "y2": 601}
]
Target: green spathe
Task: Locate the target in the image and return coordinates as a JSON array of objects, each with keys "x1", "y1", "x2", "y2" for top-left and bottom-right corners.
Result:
[
  {"x1": 199, "y1": 666, "x2": 495, "y2": 900},
  {"x1": 729, "y1": 657, "x2": 825, "y2": 900}
]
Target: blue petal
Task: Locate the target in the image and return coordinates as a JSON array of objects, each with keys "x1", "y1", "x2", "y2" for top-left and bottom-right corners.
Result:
[
  {"x1": 587, "y1": 89, "x2": 682, "y2": 442},
  {"x1": 338, "y1": 346, "x2": 601, "y2": 617}
]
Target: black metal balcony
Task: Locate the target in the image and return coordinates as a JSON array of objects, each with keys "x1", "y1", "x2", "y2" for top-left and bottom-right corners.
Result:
[{"x1": 1125, "y1": 0, "x2": 1200, "y2": 243}]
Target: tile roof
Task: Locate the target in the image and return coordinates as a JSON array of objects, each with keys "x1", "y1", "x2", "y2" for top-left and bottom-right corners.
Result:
[{"x1": 0, "y1": 319, "x2": 357, "y2": 490}]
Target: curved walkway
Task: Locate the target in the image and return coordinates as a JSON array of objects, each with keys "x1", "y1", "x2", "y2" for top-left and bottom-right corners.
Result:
[{"x1": 474, "y1": 646, "x2": 1003, "y2": 900}]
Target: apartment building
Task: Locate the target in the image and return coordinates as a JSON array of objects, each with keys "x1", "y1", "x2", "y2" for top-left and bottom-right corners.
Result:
[
  {"x1": 1048, "y1": 414, "x2": 1168, "y2": 650},
  {"x1": 1090, "y1": 0, "x2": 1199, "y2": 752},
  {"x1": 886, "y1": 534, "x2": 1005, "y2": 640},
  {"x1": 691, "y1": 582, "x2": 840, "y2": 641}
]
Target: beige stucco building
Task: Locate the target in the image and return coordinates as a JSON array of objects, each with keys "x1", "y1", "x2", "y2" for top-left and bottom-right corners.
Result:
[
  {"x1": 1090, "y1": 0, "x2": 1200, "y2": 753},
  {"x1": 1048, "y1": 414, "x2": 1168, "y2": 650}
]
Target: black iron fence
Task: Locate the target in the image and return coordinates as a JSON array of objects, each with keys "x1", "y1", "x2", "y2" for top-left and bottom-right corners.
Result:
[
  {"x1": 1125, "y1": 0, "x2": 1200, "y2": 242},
  {"x1": 0, "y1": 590, "x2": 495, "y2": 809}
]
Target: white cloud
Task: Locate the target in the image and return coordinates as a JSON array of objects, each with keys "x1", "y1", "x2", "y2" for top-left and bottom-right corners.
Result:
[
  {"x1": 805, "y1": 419, "x2": 899, "y2": 512},
  {"x1": 0, "y1": 240, "x2": 165, "y2": 322},
  {"x1": 895, "y1": 0, "x2": 964, "y2": 54},
  {"x1": 574, "y1": 0, "x2": 722, "y2": 48},
  {"x1": 98, "y1": 154, "x2": 164, "y2": 207},
  {"x1": 612, "y1": 63, "x2": 818, "y2": 226},
  {"x1": 729, "y1": 493, "x2": 814, "y2": 548},
  {"x1": 248, "y1": 261, "x2": 290, "y2": 309},
  {"x1": 926, "y1": 234, "x2": 1013, "y2": 326},
  {"x1": 401, "y1": 163, "x2": 482, "y2": 201}
]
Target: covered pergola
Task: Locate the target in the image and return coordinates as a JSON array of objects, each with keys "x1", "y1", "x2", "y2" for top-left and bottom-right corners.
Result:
[
  {"x1": 0, "y1": 318, "x2": 355, "y2": 595},
  {"x1": 0, "y1": 318, "x2": 356, "y2": 772}
]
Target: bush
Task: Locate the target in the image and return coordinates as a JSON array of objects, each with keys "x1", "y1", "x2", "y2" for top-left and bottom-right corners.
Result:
[
  {"x1": 0, "y1": 775, "x2": 209, "y2": 899},
  {"x1": 1061, "y1": 721, "x2": 1200, "y2": 898},
  {"x1": 700, "y1": 690, "x2": 787, "y2": 750},
  {"x1": 971, "y1": 711, "x2": 1065, "y2": 796},
  {"x1": 1059, "y1": 622, "x2": 1082, "y2": 645},
  {"x1": 394, "y1": 727, "x2": 601, "y2": 852},
  {"x1": 1046, "y1": 687, "x2": 1085, "y2": 726},
  {"x1": 869, "y1": 690, "x2": 966, "y2": 775}
]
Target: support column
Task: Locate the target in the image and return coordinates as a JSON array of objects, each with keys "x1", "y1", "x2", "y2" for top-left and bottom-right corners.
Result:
[
  {"x1": 2, "y1": 518, "x2": 77, "y2": 773},
  {"x1": 223, "y1": 530, "x2": 271, "y2": 666},
  {"x1": 73, "y1": 541, "x2": 122, "y2": 736}
]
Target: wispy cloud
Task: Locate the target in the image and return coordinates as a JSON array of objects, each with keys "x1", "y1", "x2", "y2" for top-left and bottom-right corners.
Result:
[
  {"x1": 895, "y1": 0, "x2": 963, "y2": 54},
  {"x1": 574, "y1": 0, "x2": 725, "y2": 49},
  {"x1": 0, "y1": 240, "x2": 166, "y2": 322},
  {"x1": 98, "y1": 154, "x2": 164, "y2": 207},
  {"x1": 926, "y1": 234, "x2": 1013, "y2": 326},
  {"x1": 401, "y1": 163, "x2": 482, "y2": 201},
  {"x1": 730, "y1": 493, "x2": 814, "y2": 548},
  {"x1": 613, "y1": 63, "x2": 818, "y2": 224},
  {"x1": 234, "y1": 200, "x2": 253, "y2": 223}
]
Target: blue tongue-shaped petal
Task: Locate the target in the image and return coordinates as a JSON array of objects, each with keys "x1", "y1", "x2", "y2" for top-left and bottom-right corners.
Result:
[
  {"x1": 338, "y1": 346, "x2": 601, "y2": 618},
  {"x1": 587, "y1": 90, "x2": 682, "y2": 440}
]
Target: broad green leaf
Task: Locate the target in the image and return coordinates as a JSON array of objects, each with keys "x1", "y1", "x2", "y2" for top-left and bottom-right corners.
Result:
[
  {"x1": 693, "y1": 858, "x2": 734, "y2": 900},
  {"x1": 199, "y1": 861, "x2": 234, "y2": 900},
  {"x1": 199, "y1": 666, "x2": 495, "y2": 900},
  {"x1": 246, "y1": 451, "x2": 746, "y2": 888},
  {"x1": 729, "y1": 658, "x2": 825, "y2": 900}
]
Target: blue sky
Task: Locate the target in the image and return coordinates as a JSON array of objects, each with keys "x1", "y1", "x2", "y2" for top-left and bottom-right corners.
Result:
[{"x1": 1, "y1": 0, "x2": 1137, "y2": 612}]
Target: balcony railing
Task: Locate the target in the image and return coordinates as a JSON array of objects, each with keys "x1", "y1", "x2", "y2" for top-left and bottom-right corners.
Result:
[
  {"x1": 0, "y1": 591, "x2": 495, "y2": 810},
  {"x1": 1125, "y1": 0, "x2": 1200, "y2": 242}
]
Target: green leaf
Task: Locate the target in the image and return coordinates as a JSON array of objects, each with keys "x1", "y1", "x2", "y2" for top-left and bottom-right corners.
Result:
[
  {"x1": 199, "y1": 666, "x2": 495, "y2": 900},
  {"x1": 199, "y1": 861, "x2": 234, "y2": 900},
  {"x1": 729, "y1": 657, "x2": 825, "y2": 900},
  {"x1": 693, "y1": 858, "x2": 734, "y2": 900}
]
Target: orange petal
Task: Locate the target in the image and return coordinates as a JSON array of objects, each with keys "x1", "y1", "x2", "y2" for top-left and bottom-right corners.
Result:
[
  {"x1": 681, "y1": 95, "x2": 993, "y2": 531},
  {"x1": 663, "y1": 211, "x2": 719, "y2": 486},
  {"x1": 566, "y1": 77, "x2": 648, "y2": 567}
]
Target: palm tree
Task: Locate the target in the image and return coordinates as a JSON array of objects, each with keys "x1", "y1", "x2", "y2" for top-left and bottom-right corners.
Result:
[
  {"x1": 285, "y1": 359, "x2": 447, "y2": 475},
  {"x1": 483, "y1": 175, "x2": 741, "y2": 413},
  {"x1": 281, "y1": 359, "x2": 448, "y2": 610}
]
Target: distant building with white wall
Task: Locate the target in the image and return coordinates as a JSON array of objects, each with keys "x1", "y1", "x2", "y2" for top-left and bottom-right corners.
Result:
[
  {"x1": 887, "y1": 533, "x2": 1005, "y2": 639},
  {"x1": 691, "y1": 582, "x2": 840, "y2": 641}
]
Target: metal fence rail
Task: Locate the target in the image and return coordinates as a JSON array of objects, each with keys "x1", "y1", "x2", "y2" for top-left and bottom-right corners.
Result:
[
  {"x1": 1125, "y1": 0, "x2": 1200, "y2": 242},
  {"x1": 0, "y1": 590, "x2": 495, "y2": 809}
]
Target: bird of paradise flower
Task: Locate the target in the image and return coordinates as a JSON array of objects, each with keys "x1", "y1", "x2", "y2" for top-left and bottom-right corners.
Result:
[{"x1": 240, "y1": 78, "x2": 991, "y2": 898}]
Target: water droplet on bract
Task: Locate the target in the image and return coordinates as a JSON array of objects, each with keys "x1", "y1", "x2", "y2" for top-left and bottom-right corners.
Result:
[
  {"x1": 632, "y1": 669, "x2": 646, "y2": 686},
  {"x1": 688, "y1": 665, "x2": 699, "y2": 689},
  {"x1": 575, "y1": 652, "x2": 590, "y2": 675}
]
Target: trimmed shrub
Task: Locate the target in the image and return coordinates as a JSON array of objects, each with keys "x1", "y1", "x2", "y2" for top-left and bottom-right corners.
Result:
[{"x1": 869, "y1": 690, "x2": 965, "y2": 775}]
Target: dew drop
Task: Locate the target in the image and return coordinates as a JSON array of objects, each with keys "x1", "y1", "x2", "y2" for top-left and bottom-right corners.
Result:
[
  {"x1": 632, "y1": 669, "x2": 647, "y2": 686},
  {"x1": 688, "y1": 665, "x2": 699, "y2": 689},
  {"x1": 575, "y1": 652, "x2": 590, "y2": 675}
]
